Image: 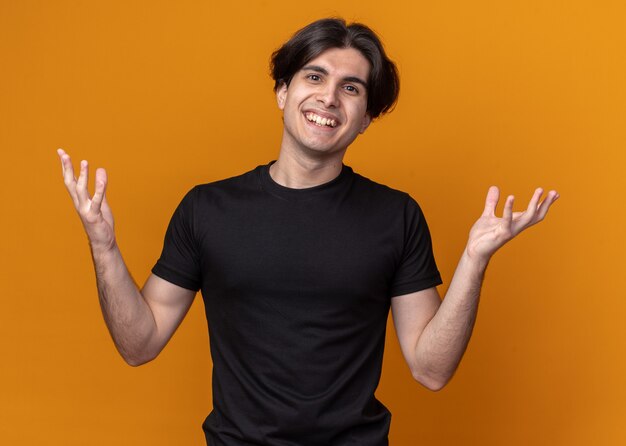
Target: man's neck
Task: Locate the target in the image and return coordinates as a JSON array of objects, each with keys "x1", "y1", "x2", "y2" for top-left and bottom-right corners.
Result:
[{"x1": 269, "y1": 150, "x2": 346, "y2": 189}]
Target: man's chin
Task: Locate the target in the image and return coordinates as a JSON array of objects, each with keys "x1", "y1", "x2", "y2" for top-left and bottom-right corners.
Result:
[{"x1": 300, "y1": 144, "x2": 348, "y2": 159}]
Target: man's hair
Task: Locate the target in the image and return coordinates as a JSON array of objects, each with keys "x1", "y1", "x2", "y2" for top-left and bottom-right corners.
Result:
[{"x1": 270, "y1": 18, "x2": 400, "y2": 119}]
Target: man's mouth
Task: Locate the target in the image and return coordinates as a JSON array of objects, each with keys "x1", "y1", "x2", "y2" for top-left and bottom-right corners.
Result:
[{"x1": 305, "y1": 112, "x2": 338, "y2": 128}]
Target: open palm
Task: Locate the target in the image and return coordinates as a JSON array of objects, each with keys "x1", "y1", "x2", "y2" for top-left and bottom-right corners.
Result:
[{"x1": 466, "y1": 186, "x2": 559, "y2": 261}]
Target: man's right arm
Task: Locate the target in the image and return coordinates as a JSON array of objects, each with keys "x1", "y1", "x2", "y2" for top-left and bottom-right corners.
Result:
[{"x1": 58, "y1": 149, "x2": 195, "y2": 366}]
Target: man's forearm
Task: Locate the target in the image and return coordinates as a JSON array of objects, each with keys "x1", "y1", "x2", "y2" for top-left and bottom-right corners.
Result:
[
  {"x1": 411, "y1": 187, "x2": 559, "y2": 390},
  {"x1": 413, "y1": 251, "x2": 488, "y2": 390},
  {"x1": 91, "y1": 244, "x2": 157, "y2": 366}
]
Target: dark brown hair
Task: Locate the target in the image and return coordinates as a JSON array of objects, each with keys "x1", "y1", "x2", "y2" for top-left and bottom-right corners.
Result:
[{"x1": 270, "y1": 18, "x2": 399, "y2": 119}]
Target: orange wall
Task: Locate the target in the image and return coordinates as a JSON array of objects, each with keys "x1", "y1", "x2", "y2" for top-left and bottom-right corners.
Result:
[{"x1": 1, "y1": 1, "x2": 624, "y2": 444}]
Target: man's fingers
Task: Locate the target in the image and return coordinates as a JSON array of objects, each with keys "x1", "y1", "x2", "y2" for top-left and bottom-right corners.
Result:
[
  {"x1": 482, "y1": 186, "x2": 500, "y2": 216},
  {"x1": 57, "y1": 149, "x2": 80, "y2": 208},
  {"x1": 58, "y1": 150, "x2": 75, "y2": 185},
  {"x1": 535, "y1": 190, "x2": 559, "y2": 221},
  {"x1": 75, "y1": 160, "x2": 91, "y2": 204},
  {"x1": 502, "y1": 195, "x2": 514, "y2": 221},
  {"x1": 57, "y1": 148, "x2": 67, "y2": 175},
  {"x1": 516, "y1": 187, "x2": 544, "y2": 227},
  {"x1": 526, "y1": 188, "x2": 543, "y2": 215},
  {"x1": 91, "y1": 168, "x2": 108, "y2": 212},
  {"x1": 57, "y1": 149, "x2": 114, "y2": 221},
  {"x1": 510, "y1": 188, "x2": 559, "y2": 234}
]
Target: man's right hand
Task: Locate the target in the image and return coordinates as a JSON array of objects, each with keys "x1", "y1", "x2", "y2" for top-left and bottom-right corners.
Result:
[{"x1": 57, "y1": 148, "x2": 116, "y2": 252}]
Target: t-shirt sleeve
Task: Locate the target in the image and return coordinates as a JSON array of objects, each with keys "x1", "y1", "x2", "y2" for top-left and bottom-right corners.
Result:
[
  {"x1": 389, "y1": 195, "x2": 442, "y2": 297},
  {"x1": 152, "y1": 187, "x2": 202, "y2": 291}
]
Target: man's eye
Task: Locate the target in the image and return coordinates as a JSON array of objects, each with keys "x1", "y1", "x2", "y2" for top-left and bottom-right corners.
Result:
[
  {"x1": 345, "y1": 85, "x2": 359, "y2": 94},
  {"x1": 307, "y1": 74, "x2": 321, "y2": 81}
]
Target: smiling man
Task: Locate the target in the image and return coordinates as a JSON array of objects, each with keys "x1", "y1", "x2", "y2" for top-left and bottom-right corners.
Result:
[{"x1": 57, "y1": 18, "x2": 559, "y2": 446}]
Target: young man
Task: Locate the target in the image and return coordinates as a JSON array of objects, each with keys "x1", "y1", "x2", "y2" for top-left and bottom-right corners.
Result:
[{"x1": 57, "y1": 18, "x2": 559, "y2": 446}]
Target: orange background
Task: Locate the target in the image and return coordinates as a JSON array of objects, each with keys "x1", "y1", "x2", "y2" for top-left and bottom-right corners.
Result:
[{"x1": 1, "y1": 1, "x2": 624, "y2": 444}]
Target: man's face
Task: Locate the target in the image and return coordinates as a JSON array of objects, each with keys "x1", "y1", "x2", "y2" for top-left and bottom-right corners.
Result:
[{"x1": 276, "y1": 47, "x2": 372, "y2": 159}]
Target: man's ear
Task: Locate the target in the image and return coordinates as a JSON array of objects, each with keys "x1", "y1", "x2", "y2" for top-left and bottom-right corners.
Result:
[
  {"x1": 359, "y1": 114, "x2": 372, "y2": 134},
  {"x1": 276, "y1": 83, "x2": 288, "y2": 110}
]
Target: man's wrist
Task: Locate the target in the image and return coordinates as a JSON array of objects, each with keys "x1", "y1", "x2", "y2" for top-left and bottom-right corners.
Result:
[
  {"x1": 461, "y1": 248, "x2": 490, "y2": 277},
  {"x1": 89, "y1": 238, "x2": 118, "y2": 262}
]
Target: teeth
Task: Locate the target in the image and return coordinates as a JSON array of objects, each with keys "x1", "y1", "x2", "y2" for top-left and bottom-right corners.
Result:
[{"x1": 306, "y1": 112, "x2": 336, "y2": 128}]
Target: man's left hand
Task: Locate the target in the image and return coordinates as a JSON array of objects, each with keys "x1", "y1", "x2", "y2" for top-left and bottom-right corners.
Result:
[{"x1": 465, "y1": 186, "x2": 560, "y2": 264}]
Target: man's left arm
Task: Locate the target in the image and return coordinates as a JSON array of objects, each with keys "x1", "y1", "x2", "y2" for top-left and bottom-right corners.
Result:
[{"x1": 391, "y1": 186, "x2": 559, "y2": 391}]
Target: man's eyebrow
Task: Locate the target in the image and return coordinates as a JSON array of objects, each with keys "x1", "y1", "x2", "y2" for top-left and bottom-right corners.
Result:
[{"x1": 301, "y1": 64, "x2": 368, "y2": 89}]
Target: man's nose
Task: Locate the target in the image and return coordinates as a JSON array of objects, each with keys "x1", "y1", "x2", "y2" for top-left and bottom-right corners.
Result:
[{"x1": 317, "y1": 83, "x2": 339, "y2": 108}]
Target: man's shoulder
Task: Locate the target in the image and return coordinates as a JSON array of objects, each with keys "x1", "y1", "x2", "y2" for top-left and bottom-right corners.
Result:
[
  {"x1": 193, "y1": 164, "x2": 265, "y2": 194},
  {"x1": 174, "y1": 164, "x2": 266, "y2": 213},
  {"x1": 350, "y1": 169, "x2": 412, "y2": 203}
]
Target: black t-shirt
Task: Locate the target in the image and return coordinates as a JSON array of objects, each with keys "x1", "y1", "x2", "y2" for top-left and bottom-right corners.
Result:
[{"x1": 152, "y1": 162, "x2": 442, "y2": 446}]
